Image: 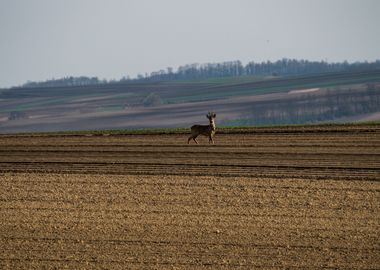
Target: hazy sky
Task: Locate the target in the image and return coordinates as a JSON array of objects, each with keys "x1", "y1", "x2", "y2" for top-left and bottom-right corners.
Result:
[{"x1": 0, "y1": 0, "x2": 379, "y2": 88}]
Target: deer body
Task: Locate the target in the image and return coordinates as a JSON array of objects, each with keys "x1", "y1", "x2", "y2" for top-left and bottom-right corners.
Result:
[{"x1": 188, "y1": 112, "x2": 216, "y2": 144}]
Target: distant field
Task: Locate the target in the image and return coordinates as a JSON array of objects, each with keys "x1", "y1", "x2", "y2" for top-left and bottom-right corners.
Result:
[
  {"x1": 0, "y1": 69, "x2": 379, "y2": 133},
  {"x1": 1, "y1": 124, "x2": 379, "y2": 269},
  {"x1": 2, "y1": 69, "x2": 380, "y2": 108},
  {"x1": 162, "y1": 69, "x2": 380, "y2": 103}
]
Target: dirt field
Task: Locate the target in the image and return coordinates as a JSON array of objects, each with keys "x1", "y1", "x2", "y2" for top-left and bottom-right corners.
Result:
[{"x1": 1, "y1": 125, "x2": 379, "y2": 269}]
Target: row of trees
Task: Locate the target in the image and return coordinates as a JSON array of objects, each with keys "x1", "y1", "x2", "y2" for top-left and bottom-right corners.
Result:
[
  {"x1": 144, "y1": 59, "x2": 380, "y2": 82},
  {"x1": 17, "y1": 59, "x2": 380, "y2": 88},
  {"x1": 223, "y1": 85, "x2": 380, "y2": 126},
  {"x1": 21, "y1": 76, "x2": 105, "y2": 88}
]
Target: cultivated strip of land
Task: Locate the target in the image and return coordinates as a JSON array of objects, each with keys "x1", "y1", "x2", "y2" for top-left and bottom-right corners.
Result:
[{"x1": 1, "y1": 125, "x2": 379, "y2": 269}]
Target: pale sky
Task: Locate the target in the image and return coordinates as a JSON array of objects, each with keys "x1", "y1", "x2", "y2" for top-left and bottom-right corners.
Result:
[{"x1": 0, "y1": 0, "x2": 379, "y2": 88}]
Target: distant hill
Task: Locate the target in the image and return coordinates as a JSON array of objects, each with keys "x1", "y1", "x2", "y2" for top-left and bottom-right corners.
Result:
[
  {"x1": 0, "y1": 69, "x2": 379, "y2": 133},
  {"x1": 14, "y1": 58, "x2": 380, "y2": 88}
]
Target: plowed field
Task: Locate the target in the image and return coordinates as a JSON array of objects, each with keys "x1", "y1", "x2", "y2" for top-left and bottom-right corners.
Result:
[{"x1": 1, "y1": 125, "x2": 379, "y2": 269}]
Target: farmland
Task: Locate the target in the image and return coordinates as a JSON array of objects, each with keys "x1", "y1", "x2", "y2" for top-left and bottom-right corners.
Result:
[
  {"x1": 0, "y1": 124, "x2": 379, "y2": 269},
  {"x1": 1, "y1": 69, "x2": 380, "y2": 133}
]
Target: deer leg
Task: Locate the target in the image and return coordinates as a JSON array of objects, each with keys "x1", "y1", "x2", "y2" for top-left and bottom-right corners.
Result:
[{"x1": 188, "y1": 135, "x2": 199, "y2": 144}]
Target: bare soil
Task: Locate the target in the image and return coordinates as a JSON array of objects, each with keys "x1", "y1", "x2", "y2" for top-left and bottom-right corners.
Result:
[{"x1": 1, "y1": 125, "x2": 379, "y2": 269}]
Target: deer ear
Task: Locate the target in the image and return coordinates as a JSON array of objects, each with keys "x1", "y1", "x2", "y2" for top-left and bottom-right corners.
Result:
[{"x1": 213, "y1": 113, "x2": 216, "y2": 117}]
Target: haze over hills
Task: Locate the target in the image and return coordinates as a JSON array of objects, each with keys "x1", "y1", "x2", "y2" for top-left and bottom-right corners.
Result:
[
  {"x1": 10, "y1": 58, "x2": 380, "y2": 89},
  {"x1": 1, "y1": 66, "x2": 380, "y2": 133}
]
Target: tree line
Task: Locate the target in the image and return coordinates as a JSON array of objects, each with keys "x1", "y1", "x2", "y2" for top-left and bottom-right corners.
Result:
[
  {"x1": 20, "y1": 76, "x2": 105, "y2": 88},
  {"x1": 147, "y1": 59, "x2": 380, "y2": 82},
  {"x1": 223, "y1": 84, "x2": 380, "y2": 126},
  {"x1": 17, "y1": 59, "x2": 380, "y2": 88}
]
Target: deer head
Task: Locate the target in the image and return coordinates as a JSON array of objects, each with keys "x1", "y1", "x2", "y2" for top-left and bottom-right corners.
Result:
[
  {"x1": 206, "y1": 112, "x2": 216, "y2": 120},
  {"x1": 206, "y1": 112, "x2": 216, "y2": 131}
]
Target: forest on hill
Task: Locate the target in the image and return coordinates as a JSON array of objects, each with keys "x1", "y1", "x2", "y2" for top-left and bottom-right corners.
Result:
[{"x1": 16, "y1": 59, "x2": 380, "y2": 89}]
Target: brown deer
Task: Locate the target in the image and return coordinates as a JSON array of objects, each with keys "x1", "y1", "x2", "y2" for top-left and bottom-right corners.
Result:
[{"x1": 188, "y1": 112, "x2": 216, "y2": 144}]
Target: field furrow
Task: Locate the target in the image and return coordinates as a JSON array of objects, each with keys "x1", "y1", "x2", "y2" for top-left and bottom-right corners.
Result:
[{"x1": 1, "y1": 125, "x2": 379, "y2": 269}]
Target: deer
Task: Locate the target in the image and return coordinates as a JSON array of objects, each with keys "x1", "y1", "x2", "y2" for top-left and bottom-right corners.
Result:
[{"x1": 188, "y1": 112, "x2": 216, "y2": 144}]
